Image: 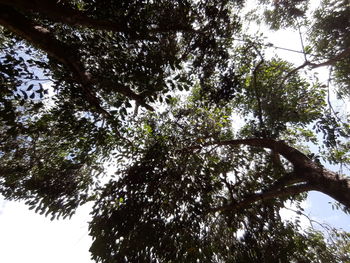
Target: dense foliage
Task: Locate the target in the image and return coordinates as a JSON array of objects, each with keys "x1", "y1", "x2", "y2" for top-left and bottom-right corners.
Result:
[{"x1": 0, "y1": 0, "x2": 350, "y2": 262}]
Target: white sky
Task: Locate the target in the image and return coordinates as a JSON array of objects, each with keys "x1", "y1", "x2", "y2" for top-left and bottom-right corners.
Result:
[
  {"x1": 0, "y1": 198, "x2": 94, "y2": 263},
  {"x1": 1, "y1": 1, "x2": 350, "y2": 262}
]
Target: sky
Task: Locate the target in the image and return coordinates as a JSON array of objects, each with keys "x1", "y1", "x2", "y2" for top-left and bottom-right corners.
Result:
[
  {"x1": 0, "y1": 199, "x2": 94, "y2": 263},
  {"x1": 1, "y1": 1, "x2": 350, "y2": 262}
]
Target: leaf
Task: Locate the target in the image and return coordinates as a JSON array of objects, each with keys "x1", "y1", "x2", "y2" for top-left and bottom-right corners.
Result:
[
  {"x1": 125, "y1": 101, "x2": 132, "y2": 108},
  {"x1": 27, "y1": 84, "x2": 34, "y2": 91},
  {"x1": 20, "y1": 90, "x2": 28, "y2": 99}
]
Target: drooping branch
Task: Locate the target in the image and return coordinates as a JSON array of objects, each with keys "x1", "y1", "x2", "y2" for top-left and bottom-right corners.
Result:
[{"x1": 0, "y1": 4, "x2": 154, "y2": 111}]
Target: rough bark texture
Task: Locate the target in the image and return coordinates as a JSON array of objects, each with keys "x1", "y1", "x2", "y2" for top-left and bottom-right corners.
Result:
[{"x1": 301, "y1": 162, "x2": 350, "y2": 209}]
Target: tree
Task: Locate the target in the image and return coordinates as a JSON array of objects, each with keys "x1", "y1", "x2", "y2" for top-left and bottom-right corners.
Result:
[{"x1": 0, "y1": 0, "x2": 350, "y2": 262}]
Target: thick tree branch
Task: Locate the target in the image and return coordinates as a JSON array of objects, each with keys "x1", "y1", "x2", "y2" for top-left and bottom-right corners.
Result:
[
  {"x1": 181, "y1": 138, "x2": 310, "y2": 168},
  {"x1": 0, "y1": 4, "x2": 113, "y2": 118},
  {"x1": 210, "y1": 183, "x2": 315, "y2": 213},
  {"x1": 304, "y1": 165, "x2": 350, "y2": 210},
  {"x1": 182, "y1": 138, "x2": 350, "y2": 209},
  {"x1": 309, "y1": 46, "x2": 350, "y2": 69},
  {"x1": 0, "y1": 0, "x2": 129, "y2": 32},
  {"x1": 0, "y1": 4, "x2": 154, "y2": 111},
  {"x1": 0, "y1": 0, "x2": 194, "y2": 36},
  {"x1": 0, "y1": 5, "x2": 72, "y2": 71}
]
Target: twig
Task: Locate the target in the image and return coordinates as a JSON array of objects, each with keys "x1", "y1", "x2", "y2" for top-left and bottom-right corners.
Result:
[
  {"x1": 297, "y1": 20, "x2": 308, "y2": 61},
  {"x1": 251, "y1": 46, "x2": 265, "y2": 135}
]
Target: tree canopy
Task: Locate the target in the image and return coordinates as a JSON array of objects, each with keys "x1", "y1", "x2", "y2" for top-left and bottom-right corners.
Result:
[{"x1": 1, "y1": 0, "x2": 350, "y2": 262}]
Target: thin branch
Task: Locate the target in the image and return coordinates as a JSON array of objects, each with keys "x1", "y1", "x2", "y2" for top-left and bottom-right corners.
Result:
[
  {"x1": 209, "y1": 183, "x2": 315, "y2": 213},
  {"x1": 19, "y1": 78, "x2": 54, "y2": 82},
  {"x1": 297, "y1": 20, "x2": 308, "y2": 61},
  {"x1": 283, "y1": 206, "x2": 338, "y2": 236},
  {"x1": 269, "y1": 44, "x2": 311, "y2": 55},
  {"x1": 277, "y1": 45, "x2": 350, "y2": 89},
  {"x1": 269, "y1": 172, "x2": 306, "y2": 191},
  {"x1": 251, "y1": 47, "x2": 265, "y2": 136},
  {"x1": 233, "y1": 38, "x2": 317, "y2": 56},
  {"x1": 326, "y1": 67, "x2": 344, "y2": 124}
]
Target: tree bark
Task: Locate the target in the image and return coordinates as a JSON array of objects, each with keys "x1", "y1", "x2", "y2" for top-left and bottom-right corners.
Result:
[
  {"x1": 0, "y1": 0, "x2": 129, "y2": 32},
  {"x1": 185, "y1": 138, "x2": 350, "y2": 211},
  {"x1": 309, "y1": 46, "x2": 350, "y2": 68},
  {"x1": 300, "y1": 162, "x2": 350, "y2": 209},
  {"x1": 0, "y1": 0, "x2": 193, "y2": 35}
]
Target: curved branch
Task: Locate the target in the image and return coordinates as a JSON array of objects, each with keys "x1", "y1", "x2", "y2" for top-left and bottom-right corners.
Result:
[
  {"x1": 307, "y1": 167, "x2": 350, "y2": 210},
  {"x1": 181, "y1": 138, "x2": 310, "y2": 168},
  {"x1": 0, "y1": 0, "x2": 193, "y2": 36},
  {"x1": 210, "y1": 183, "x2": 315, "y2": 213},
  {"x1": 181, "y1": 138, "x2": 350, "y2": 209},
  {"x1": 278, "y1": 61, "x2": 310, "y2": 90},
  {"x1": 0, "y1": 0, "x2": 128, "y2": 32},
  {"x1": 0, "y1": 4, "x2": 154, "y2": 111}
]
